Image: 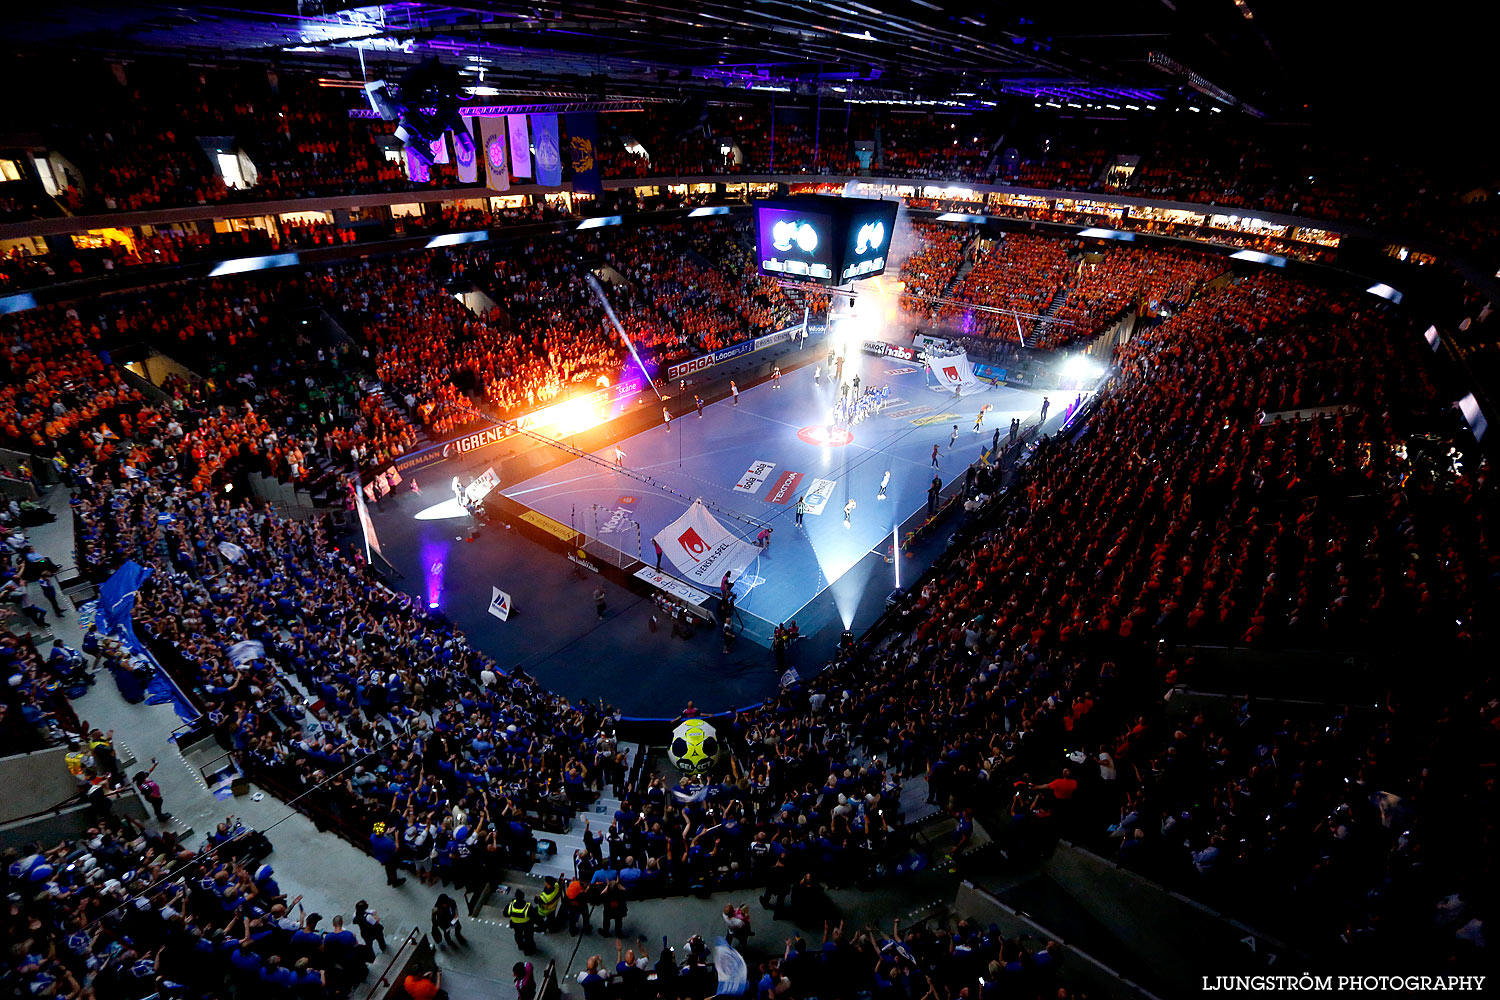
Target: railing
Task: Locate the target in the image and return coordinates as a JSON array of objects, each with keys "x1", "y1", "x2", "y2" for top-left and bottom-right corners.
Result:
[
  {"x1": 362, "y1": 927, "x2": 425, "y2": 1000},
  {"x1": 464, "y1": 881, "x2": 496, "y2": 918}
]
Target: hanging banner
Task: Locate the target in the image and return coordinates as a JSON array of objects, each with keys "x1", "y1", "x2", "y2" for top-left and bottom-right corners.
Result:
[
  {"x1": 404, "y1": 146, "x2": 430, "y2": 183},
  {"x1": 532, "y1": 113, "x2": 562, "y2": 187},
  {"x1": 564, "y1": 112, "x2": 602, "y2": 194},
  {"x1": 488, "y1": 586, "x2": 512, "y2": 622},
  {"x1": 428, "y1": 134, "x2": 450, "y2": 165},
  {"x1": 652, "y1": 501, "x2": 758, "y2": 588},
  {"x1": 454, "y1": 117, "x2": 478, "y2": 184},
  {"x1": 480, "y1": 117, "x2": 510, "y2": 192},
  {"x1": 507, "y1": 113, "x2": 533, "y2": 179}
]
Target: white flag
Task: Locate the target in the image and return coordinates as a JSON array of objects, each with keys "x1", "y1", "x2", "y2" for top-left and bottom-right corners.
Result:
[{"x1": 651, "y1": 501, "x2": 758, "y2": 589}]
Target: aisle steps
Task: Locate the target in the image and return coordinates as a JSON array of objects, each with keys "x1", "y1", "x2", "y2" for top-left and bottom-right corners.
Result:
[{"x1": 523, "y1": 741, "x2": 641, "y2": 881}]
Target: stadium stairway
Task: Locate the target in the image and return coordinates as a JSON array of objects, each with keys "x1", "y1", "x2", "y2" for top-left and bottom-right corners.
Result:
[
  {"x1": 1028, "y1": 287, "x2": 1070, "y2": 344},
  {"x1": 522, "y1": 741, "x2": 642, "y2": 881},
  {"x1": 305, "y1": 382, "x2": 435, "y2": 503},
  {"x1": 940, "y1": 230, "x2": 982, "y2": 298}
]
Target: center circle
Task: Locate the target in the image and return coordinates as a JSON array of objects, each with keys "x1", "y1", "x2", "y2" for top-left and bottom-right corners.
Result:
[{"x1": 798, "y1": 425, "x2": 854, "y2": 447}]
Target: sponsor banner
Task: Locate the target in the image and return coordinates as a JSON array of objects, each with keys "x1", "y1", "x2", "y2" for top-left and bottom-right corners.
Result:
[
  {"x1": 386, "y1": 378, "x2": 645, "y2": 481},
  {"x1": 911, "y1": 412, "x2": 962, "y2": 427},
  {"x1": 667, "y1": 340, "x2": 756, "y2": 381},
  {"x1": 569, "y1": 552, "x2": 600, "y2": 573},
  {"x1": 972, "y1": 362, "x2": 1008, "y2": 383},
  {"x1": 465, "y1": 466, "x2": 500, "y2": 505},
  {"x1": 480, "y1": 117, "x2": 510, "y2": 191},
  {"x1": 512, "y1": 378, "x2": 643, "y2": 432},
  {"x1": 652, "y1": 500, "x2": 758, "y2": 588},
  {"x1": 862, "y1": 339, "x2": 918, "y2": 362},
  {"x1": 598, "y1": 505, "x2": 635, "y2": 534},
  {"x1": 488, "y1": 586, "x2": 513, "y2": 622},
  {"x1": 634, "y1": 566, "x2": 713, "y2": 607},
  {"x1": 520, "y1": 509, "x2": 575, "y2": 542},
  {"x1": 665, "y1": 324, "x2": 804, "y2": 380},
  {"x1": 564, "y1": 112, "x2": 602, "y2": 195},
  {"x1": 454, "y1": 117, "x2": 478, "y2": 184},
  {"x1": 884, "y1": 366, "x2": 919, "y2": 376},
  {"x1": 761, "y1": 470, "x2": 804, "y2": 505},
  {"x1": 507, "y1": 114, "x2": 532, "y2": 179},
  {"x1": 754, "y1": 329, "x2": 793, "y2": 351},
  {"x1": 885, "y1": 404, "x2": 933, "y2": 420},
  {"x1": 448, "y1": 423, "x2": 511, "y2": 458},
  {"x1": 734, "y1": 460, "x2": 777, "y2": 494},
  {"x1": 532, "y1": 113, "x2": 563, "y2": 186},
  {"x1": 391, "y1": 446, "x2": 455, "y2": 480},
  {"x1": 802, "y1": 477, "x2": 836, "y2": 515}
]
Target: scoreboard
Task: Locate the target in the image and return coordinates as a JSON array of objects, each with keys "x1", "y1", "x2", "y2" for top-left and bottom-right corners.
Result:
[{"x1": 754, "y1": 195, "x2": 899, "y2": 286}]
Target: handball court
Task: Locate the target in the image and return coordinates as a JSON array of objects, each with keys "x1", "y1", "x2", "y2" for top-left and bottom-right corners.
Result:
[{"x1": 367, "y1": 359, "x2": 1047, "y2": 717}]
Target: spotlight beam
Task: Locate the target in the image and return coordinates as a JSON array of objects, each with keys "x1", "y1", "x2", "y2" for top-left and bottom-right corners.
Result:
[{"x1": 586, "y1": 273, "x2": 664, "y2": 401}]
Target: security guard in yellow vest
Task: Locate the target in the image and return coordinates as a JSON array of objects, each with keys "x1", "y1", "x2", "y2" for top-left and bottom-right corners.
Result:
[
  {"x1": 506, "y1": 889, "x2": 536, "y2": 954},
  {"x1": 536, "y1": 875, "x2": 562, "y2": 931}
]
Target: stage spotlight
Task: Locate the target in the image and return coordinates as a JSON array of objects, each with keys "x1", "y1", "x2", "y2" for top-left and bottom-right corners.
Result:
[
  {"x1": 1060, "y1": 355, "x2": 1103, "y2": 381},
  {"x1": 840, "y1": 629, "x2": 854, "y2": 649},
  {"x1": 428, "y1": 600, "x2": 440, "y2": 609},
  {"x1": 364, "y1": 79, "x2": 400, "y2": 120}
]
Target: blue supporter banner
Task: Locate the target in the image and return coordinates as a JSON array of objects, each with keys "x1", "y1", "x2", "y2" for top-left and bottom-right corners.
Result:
[
  {"x1": 98, "y1": 561, "x2": 153, "y2": 655},
  {"x1": 532, "y1": 114, "x2": 563, "y2": 187},
  {"x1": 564, "y1": 112, "x2": 602, "y2": 194}
]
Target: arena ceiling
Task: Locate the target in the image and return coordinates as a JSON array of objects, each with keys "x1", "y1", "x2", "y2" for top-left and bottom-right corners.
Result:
[
  {"x1": 3, "y1": 2, "x2": 1299, "y2": 111},
  {"x1": 5, "y1": 2, "x2": 1482, "y2": 143}
]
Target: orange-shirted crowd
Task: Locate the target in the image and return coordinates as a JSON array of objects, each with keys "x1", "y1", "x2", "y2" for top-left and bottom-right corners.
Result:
[{"x1": 935, "y1": 233, "x2": 1074, "y2": 344}]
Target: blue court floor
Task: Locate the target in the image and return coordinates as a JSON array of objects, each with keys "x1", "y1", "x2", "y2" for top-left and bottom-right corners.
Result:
[{"x1": 505, "y1": 359, "x2": 1046, "y2": 633}]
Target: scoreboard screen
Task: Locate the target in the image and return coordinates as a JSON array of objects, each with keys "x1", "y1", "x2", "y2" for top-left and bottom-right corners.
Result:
[
  {"x1": 840, "y1": 198, "x2": 898, "y2": 282},
  {"x1": 754, "y1": 195, "x2": 899, "y2": 286}
]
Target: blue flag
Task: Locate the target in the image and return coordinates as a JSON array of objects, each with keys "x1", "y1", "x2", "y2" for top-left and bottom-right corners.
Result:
[
  {"x1": 98, "y1": 560, "x2": 153, "y2": 655},
  {"x1": 532, "y1": 113, "x2": 562, "y2": 187},
  {"x1": 565, "y1": 112, "x2": 602, "y2": 194}
]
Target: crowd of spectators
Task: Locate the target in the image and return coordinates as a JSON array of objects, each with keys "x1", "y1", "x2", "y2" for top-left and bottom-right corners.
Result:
[
  {"x1": 7, "y1": 54, "x2": 1496, "y2": 280},
  {"x1": 1048, "y1": 246, "x2": 1220, "y2": 336},
  {"x1": 0, "y1": 190, "x2": 1491, "y2": 990},
  {"x1": 755, "y1": 272, "x2": 1493, "y2": 966},
  {"x1": 899, "y1": 221, "x2": 970, "y2": 301},
  {"x1": 0, "y1": 809, "x2": 402, "y2": 999},
  {"x1": 935, "y1": 234, "x2": 1075, "y2": 346}
]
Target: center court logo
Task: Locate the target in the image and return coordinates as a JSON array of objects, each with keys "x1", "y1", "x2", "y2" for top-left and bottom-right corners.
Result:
[{"x1": 797, "y1": 425, "x2": 853, "y2": 447}]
